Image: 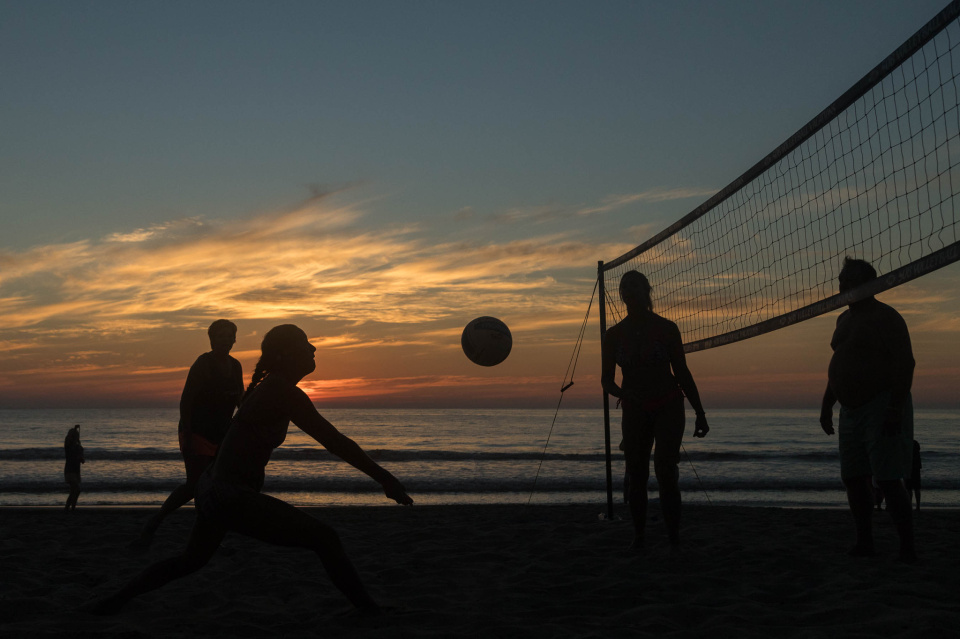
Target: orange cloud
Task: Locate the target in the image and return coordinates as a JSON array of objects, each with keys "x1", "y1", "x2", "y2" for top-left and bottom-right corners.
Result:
[{"x1": 2, "y1": 189, "x2": 958, "y2": 408}]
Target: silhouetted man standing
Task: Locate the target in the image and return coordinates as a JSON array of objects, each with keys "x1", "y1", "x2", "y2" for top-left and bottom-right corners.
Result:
[
  {"x1": 133, "y1": 319, "x2": 243, "y2": 548},
  {"x1": 820, "y1": 258, "x2": 916, "y2": 562}
]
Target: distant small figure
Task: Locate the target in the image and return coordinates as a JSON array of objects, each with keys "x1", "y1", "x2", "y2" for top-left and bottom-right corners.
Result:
[
  {"x1": 64, "y1": 424, "x2": 84, "y2": 510},
  {"x1": 133, "y1": 320, "x2": 243, "y2": 548},
  {"x1": 601, "y1": 271, "x2": 709, "y2": 549},
  {"x1": 819, "y1": 257, "x2": 917, "y2": 562},
  {"x1": 903, "y1": 440, "x2": 922, "y2": 511}
]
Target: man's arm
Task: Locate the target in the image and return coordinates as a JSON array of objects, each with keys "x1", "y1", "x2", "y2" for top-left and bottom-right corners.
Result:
[
  {"x1": 820, "y1": 383, "x2": 836, "y2": 435},
  {"x1": 178, "y1": 358, "x2": 206, "y2": 435},
  {"x1": 820, "y1": 314, "x2": 842, "y2": 436},
  {"x1": 885, "y1": 310, "x2": 915, "y2": 401},
  {"x1": 882, "y1": 309, "x2": 915, "y2": 433}
]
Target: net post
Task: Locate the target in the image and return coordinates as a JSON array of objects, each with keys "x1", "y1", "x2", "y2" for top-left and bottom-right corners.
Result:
[{"x1": 598, "y1": 261, "x2": 614, "y2": 520}]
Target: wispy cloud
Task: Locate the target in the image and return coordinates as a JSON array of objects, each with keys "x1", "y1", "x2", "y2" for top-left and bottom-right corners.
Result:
[
  {"x1": 575, "y1": 187, "x2": 718, "y2": 216},
  {"x1": 0, "y1": 199, "x2": 630, "y2": 332},
  {"x1": 485, "y1": 187, "x2": 716, "y2": 225}
]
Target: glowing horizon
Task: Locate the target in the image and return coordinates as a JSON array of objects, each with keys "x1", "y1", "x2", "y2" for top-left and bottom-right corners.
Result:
[{"x1": 2, "y1": 190, "x2": 959, "y2": 410}]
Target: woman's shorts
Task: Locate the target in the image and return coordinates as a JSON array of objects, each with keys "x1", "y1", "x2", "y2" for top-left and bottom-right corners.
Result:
[
  {"x1": 196, "y1": 469, "x2": 257, "y2": 523},
  {"x1": 621, "y1": 394, "x2": 685, "y2": 473}
]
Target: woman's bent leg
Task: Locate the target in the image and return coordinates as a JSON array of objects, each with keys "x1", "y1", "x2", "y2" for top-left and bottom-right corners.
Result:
[
  {"x1": 228, "y1": 491, "x2": 377, "y2": 611},
  {"x1": 90, "y1": 514, "x2": 224, "y2": 614}
]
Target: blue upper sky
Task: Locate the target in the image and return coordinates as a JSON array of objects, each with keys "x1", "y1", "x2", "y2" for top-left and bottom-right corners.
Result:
[{"x1": 3, "y1": 0, "x2": 950, "y2": 249}]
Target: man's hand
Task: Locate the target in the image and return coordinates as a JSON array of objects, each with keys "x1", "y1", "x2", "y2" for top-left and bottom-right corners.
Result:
[
  {"x1": 693, "y1": 413, "x2": 709, "y2": 438},
  {"x1": 819, "y1": 409, "x2": 835, "y2": 435}
]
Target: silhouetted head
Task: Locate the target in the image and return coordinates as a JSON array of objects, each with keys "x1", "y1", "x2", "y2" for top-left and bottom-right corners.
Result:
[
  {"x1": 208, "y1": 319, "x2": 237, "y2": 355},
  {"x1": 838, "y1": 257, "x2": 877, "y2": 294},
  {"x1": 65, "y1": 424, "x2": 80, "y2": 444},
  {"x1": 619, "y1": 270, "x2": 653, "y2": 314},
  {"x1": 244, "y1": 324, "x2": 316, "y2": 399}
]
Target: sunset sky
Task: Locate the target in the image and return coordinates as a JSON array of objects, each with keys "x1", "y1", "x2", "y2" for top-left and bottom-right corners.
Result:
[{"x1": 2, "y1": 0, "x2": 958, "y2": 409}]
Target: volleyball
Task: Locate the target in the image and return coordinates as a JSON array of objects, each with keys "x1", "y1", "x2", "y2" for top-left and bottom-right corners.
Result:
[{"x1": 461, "y1": 316, "x2": 512, "y2": 366}]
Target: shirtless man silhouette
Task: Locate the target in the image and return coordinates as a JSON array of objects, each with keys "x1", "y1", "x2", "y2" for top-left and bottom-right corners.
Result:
[
  {"x1": 133, "y1": 319, "x2": 243, "y2": 548},
  {"x1": 819, "y1": 258, "x2": 917, "y2": 562}
]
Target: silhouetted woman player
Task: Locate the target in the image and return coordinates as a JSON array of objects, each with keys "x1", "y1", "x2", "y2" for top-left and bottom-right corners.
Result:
[
  {"x1": 90, "y1": 325, "x2": 412, "y2": 615},
  {"x1": 601, "y1": 271, "x2": 709, "y2": 548}
]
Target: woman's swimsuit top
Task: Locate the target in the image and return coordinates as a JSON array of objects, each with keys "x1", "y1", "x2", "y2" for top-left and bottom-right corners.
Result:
[
  {"x1": 614, "y1": 313, "x2": 685, "y2": 410},
  {"x1": 211, "y1": 374, "x2": 304, "y2": 491}
]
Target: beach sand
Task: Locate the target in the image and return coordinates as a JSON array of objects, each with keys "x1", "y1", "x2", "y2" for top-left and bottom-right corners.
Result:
[{"x1": 1, "y1": 503, "x2": 957, "y2": 638}]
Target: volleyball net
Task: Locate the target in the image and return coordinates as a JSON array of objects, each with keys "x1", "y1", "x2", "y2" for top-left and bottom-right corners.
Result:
[{"x1": 599, "y1": 0, "x2": 960, "y2": 352}]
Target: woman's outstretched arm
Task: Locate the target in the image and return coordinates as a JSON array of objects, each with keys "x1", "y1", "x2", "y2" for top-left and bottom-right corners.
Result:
[{"x1": 291, "y1": 392, "x2": 413, "y2": 505}]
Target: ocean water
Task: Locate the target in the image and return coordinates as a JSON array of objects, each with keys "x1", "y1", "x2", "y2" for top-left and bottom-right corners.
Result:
[{"x1": 0, "y1": 407, "x2": 956, "y2": 508}]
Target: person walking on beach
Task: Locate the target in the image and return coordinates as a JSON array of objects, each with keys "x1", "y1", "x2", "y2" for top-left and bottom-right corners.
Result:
[
  {"x1": 64, "y1": 424, "x2": 85, "y2": 510},
  {"x1": 601, "y1": 270, "x2": 709, "y2": 548},
  {"x1": 819, "y1": 257, "x2": 917, "y2": 562},
  {"x1": 132, "y1": 319, "x2": 244, "y2": 548},
  {"x1": 89, "y1": 324, "x2": 412, "y2": 616}
]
